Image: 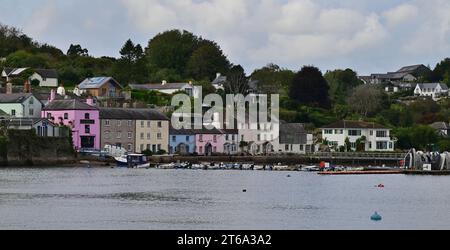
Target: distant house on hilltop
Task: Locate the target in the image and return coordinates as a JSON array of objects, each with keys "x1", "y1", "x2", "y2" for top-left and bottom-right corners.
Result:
[
  {"x1": 129, "y1": 81, "x2": 201, "y2": 98},
  {"x1": 1, "y1": 67, "x2": 29, "y2": 81},
  {"x1": 29, "y1": 69, "x2": 59, "y2": 87},
  {"x1": 414, "y1": 83, "x2": 449, "y2": 100},
  {"x1": 78, "y1": 77, "x2": 123, "y2": 99},
  {"x1": 430, "y1": 122, "x2": 450, "y2": 137},
  {"x1": 360, "y1": 64, "x2": 432, "y2": 84}
]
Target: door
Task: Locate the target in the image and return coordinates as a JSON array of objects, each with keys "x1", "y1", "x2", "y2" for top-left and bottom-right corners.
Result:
[{"x1": 81, "y1": 136, "x2": 95, "y2": 149}]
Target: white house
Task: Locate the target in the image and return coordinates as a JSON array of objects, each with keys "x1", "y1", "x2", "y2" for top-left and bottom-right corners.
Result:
[
  {"x1": 414, "y1": 83, "x2": 449, "y2": 100},
  {"x1": 29, "y1": 69, "x2": 59, "y2": 88},
  {"x1": 0, "y1": 93, "x2": 43, "y2": 118},
  {"x1": 129, "y1": 81, "x2": 201, "y2": 98},
  {"x1": 321, "y1": 120, "x2": 395, "y2": 152},
  {"x1": 278, "y1": 123, "x2": 315, "y2": 154},
  {"x1": 1, "y1": 67, "x2": 29, "y2": 81},
  {"x1": 237, "y1": 113, "x2": 280, "y2": 155},
  {"x1": 430, "y1": 122, "x2": 450, "y2": 137}
]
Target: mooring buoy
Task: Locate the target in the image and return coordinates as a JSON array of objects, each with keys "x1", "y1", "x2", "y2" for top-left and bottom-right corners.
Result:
[{"x1": 371, "y1": 212, "x2": 382, "y2": 221}]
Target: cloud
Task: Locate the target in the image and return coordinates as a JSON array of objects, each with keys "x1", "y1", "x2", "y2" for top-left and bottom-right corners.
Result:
[
  {"x1": 383, "y1": 3, "x2": 419, "y2": 28},
  {"x1": 24, "y1": 0, "x2": 58, "y2": 38}
]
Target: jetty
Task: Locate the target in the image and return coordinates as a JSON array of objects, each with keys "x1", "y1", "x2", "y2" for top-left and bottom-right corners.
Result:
[{"x1": 318, "y1": 170, "x2": 404, "y2": 175}]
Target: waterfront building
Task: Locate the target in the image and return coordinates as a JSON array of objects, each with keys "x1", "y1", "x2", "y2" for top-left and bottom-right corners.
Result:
[
  {"x1": 99, "y1": 108, "x2": 137, "y2": 153},
  {"x1": 42, "y1": 91, "x2": 100, "y2": 150},
  {"x1": 134, "y1": 110, "x2": 170, "y2": 154},
  {"x1": 321, "y1": 120, "x2": 395, "y2": 152},
  {"x1": 78, "y1": 77, "x2": 123, "y2": 99},
  {"x1": 194, "y1": 128, "x2": 225, "y2": 156},
  {"x1": 0, "y1": 92, "x2": 43, "y2": 118},
  {"x1": 169, "y1": 127, "x2": 196, "y2": 155},
  {"x1": 7, "y1": 118, "x2": 67, "y2": 137},
  {"x1": 278, "y1": 123, "x2": 315, "y2": 154},
  {"x1": 238, "y1": 116, "x2": 280, "y2": 155},
  {"x1": 222, "y1": 128, "x2": 240, "y2": 155}
]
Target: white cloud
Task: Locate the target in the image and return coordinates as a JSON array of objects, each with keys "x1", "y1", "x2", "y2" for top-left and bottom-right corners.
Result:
[
  {"x1": 383, "y1": 3, "x2": 419, "y2": 28},
  {"x1": 24, "y1": 0, "x2": 58, "y2": 38}
]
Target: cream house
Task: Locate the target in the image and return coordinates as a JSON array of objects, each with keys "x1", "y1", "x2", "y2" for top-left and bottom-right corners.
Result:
[
  {"x1": 414, "y1": 83, "x2": 449, "y2": 100},
  {"x1": 321, "y1": 120, "x2": 395, "y2": 152},
  {"x1": 134, "y1": 110, "x2": 170, "y2": 153},
  {"x1": 29, "y1": 69, "x2": 58, "y2": 88}
]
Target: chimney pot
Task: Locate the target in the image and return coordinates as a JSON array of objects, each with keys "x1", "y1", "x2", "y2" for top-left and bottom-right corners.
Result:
[{"x1": 86, "y1": 96, "x2": 94, "y2": 106}]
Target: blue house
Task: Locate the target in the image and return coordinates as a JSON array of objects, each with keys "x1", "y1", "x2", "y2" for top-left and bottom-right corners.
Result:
[{"x1": 169, "y1": 127, "x2": 196, "y2": 155}]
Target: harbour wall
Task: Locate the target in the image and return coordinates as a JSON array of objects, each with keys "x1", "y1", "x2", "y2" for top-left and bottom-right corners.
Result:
[{"x1": 0, "y1": 130, "x2": 76, "y2": 167}]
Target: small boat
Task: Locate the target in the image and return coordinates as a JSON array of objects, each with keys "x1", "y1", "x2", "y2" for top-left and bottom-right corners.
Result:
[
  {"x1": 253, "y1": 165, "x2": 265, "y2": 171},
  {"x1": 242, "y1": 164, "x2": 254, "y2": 170},
  {"x1": 301, "y1": 165, "x2": 320, "y2": 172},
  {"x1": 157, "y1": 163, "x2": 176, "y2": 169},
  {"x1": 207, "y1": 163, "x2": 222, "y2": 170},
  {"x1": 115, "y1": 154, "x2": 149, "y2": 168},
  {"x1": 273, "y1": 164, "x2": 289, "y2": 171},
  {"x1": 191, "y1": 164, "x2": 205, "y2": 170}
]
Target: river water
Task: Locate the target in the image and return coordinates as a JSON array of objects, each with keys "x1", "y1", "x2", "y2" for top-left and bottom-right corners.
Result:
[{"x1": 0, "y1": 167, "x2": 450, "y2": 230}]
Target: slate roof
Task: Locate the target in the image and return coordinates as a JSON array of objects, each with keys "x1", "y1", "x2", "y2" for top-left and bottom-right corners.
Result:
[
  {"x1": 43, "y1": 99, "x2": 98, "y2": 111},
  {"x1": 193, "y1": 127, "x2": 224, "y2": 135},
  {"x1": 416, "y1": 83, "x2": 449, "y2": 91},
  {"x1": 34, "y1": 69, "x2": 58, "y2": 78},
  {"x1": 169, "y1": 126, "x2": 196, "y2": 136},
  {"x1": 279, "y1": 123, "x2": 308, "y2": 144},
  {"x1": 397, "y1": 64, "x2": 426, "y2": 73},
  {"x1": 99, "y1": 108, "x2": 169, "y2": 121},
  {"x1": 322, "y1": 120, "x2": 388, "y2": 129},
  {"x1": 2, "y1": 67, "x2": 29, "y2": 77},
  {"x1": 129, "y1": 83, "x2": 190, "y2": 91},
  {"x1": 78, "y1": 77, "x2": 123, "y2": 90},
  {"x1": 212, "y1": 75, "x2": 227, "y2": 85},
  {"x1": 0, "y1": 93, "x2": 34, "y2": 103},
  {"x1": 430, "y1": 122, "x2": 450, "y2": 130}
]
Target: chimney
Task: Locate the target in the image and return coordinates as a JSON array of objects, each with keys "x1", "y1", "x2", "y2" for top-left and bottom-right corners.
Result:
[
  {"x1": 86, "y1": 96, "x2": 94, "y2": 106},
  {"x1": 189, "y1": 80, "x2": 193, "y2": 85},
  {"x1": 24, "y1": 80, "x2": 31, "y2": 93},
  {"x1": 216, "y1": 73, "x2": 221, "y2": 79},
  {"x1": 49, "y1": 89, "x2": 56, "y2": 103},
  {"x1": 6, "y1": 81, "x2": 13, "y2": 94},
  {"x1": 162, "y1": 80, "x2": 167, "y2": 85}
]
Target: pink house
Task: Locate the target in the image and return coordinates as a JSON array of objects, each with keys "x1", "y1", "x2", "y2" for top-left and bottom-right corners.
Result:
[
  {"x1": 194, "y1": 128, "x2": 225, "y2": 156},
  {"x1": 42, "y1": 91, "x2": 100, "y2": 150}
]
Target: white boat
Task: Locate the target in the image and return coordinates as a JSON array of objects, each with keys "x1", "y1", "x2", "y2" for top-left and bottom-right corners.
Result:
[
  {"x1": 242, "y1": 164, "x2": 254, "y2": 170},
  {"x1": 254, "y1": 165, "x2": 265, "y2": 171},
  {"x1": 191, "y1": 164, "x2": 205, "y2": 170},
  {"x1": 157, "y1": 163, "x2": 176, "y2": 169},
  {"x1": 273, "y1": 164, "x2": 290, "y2": 171},
  {"x1": 115, "y1": 154, "x2": 148, "y2": 168},
  {"x1": 301, "y1": 165, "x2": 320, "y2": 172}
]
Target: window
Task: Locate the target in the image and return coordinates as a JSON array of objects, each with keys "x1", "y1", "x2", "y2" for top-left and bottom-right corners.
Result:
[
  {"x1": 335, "y1": 129, "x2": 343, "y2": 135},
  {"x1": 348, "y1": 130, "x2": 361, "y2": 136},
  {"x1": 128, "y1": 132, "x2": 132, "y2": 139},
  {"x1": 226, "y1": 135, "x2": 229, "y2": 141},
  {"x1": 285, "y1": 145, "x2": 289, "y2": 151},
  {"x1": 47, "y1": 113, "x2": 52, "y2": 119},
  {"x1": 158, "y1": 144, "x2": 161, "y2": 151},
  {"x1": 85, "y1": 113, "x2": 90, "y2": 120},
  {"x1": 29, "y1": 98, "x2": 34, "y2": 105},
  {"x1": 370, "y1": 130, "x2": 373, "y2": 136},
  {"x1": 147, "y1": 121, "x2": 151, "y2": 128},
  {"x1": 29, "y1": 109, "x2": 34, "y2": 116},
  {"x1": 140, "y1": 133, "x2": 144, "y2": 140},
  {"x1": 186, "y1": 136, "x2": 190, "y2": 142},
  {"x1": 141, "y1": 121, "x2": 145, "y2": 128},
  {"x1": 376, "y1": 142, "x2": 388, "y2": 150},
  {"x1": 64, "y1": 113, "x2": 69, "y2": 120},
  {"x1": 117, "y1": 132, "x2": 122, "y2": 139},
  {"x1": 158, "y1": 122, "x2": 162, "y2": 128},
  {"x1": 140, "y1": 144, "x2": 144, "y2": 152},
  {"x1": 117, "y1": 121, "x2": 122, "y2": 127},
  {"x1": 147, "y1": 133, "x2": 151, "y2": 140},
  {"x1": 11, "y1": 110, "x2": 16, "y2": 116},
  {"x1": 241, "y1": 135, "x2": 244, "y2": 141},
  {"x1": 350, "y1": 142, "x2": 357, "y2": 149},
  {"x1": 85, "y1": 125, "x2": 90, "y2": 134},
  {"x1": 213, "y1": 135, "x2": 217, "y2": 143},
  {"x1": 147, "y1": 144, "x2": 151, "y2": 150},
  {"x1": 127, "y1": 144, "x2": 133, "y2": 152},
  {"x1": 157, "y1": 133, "x2": 162, "y2": 140},
  {"x1": 324, "y1": 129, "x2": 333, "y2": 135},
  {"x1": 389, "y1": 142, "x2": 393, "y2": 149},
  {"x1": 152, "y1": 145, "x2": 157, "y2": 152},
  {"x1": 199, "y1": 135, "x2": 203, "y2": 142},
  {"x1": 105, "y1": 132, "x2": 110, "y2": 139},
  {"x1": 376, "y1": 131, "x2": 387, "y2": 138},
  {"x1": 257, "y1": 134, "x2": 261, "y2": 141},
  {"x1": 105, "y1": 120, "x2": 110, "y2": 126},
  {"x1": 128, "y1": 120, "x2": 132, "y2": 127},
  {"x1": 300, "y1": 145, "x2": 304, "y2": 151},
  {"x1": 172, "y1": 136, "x2": 176, "y2": 142}
]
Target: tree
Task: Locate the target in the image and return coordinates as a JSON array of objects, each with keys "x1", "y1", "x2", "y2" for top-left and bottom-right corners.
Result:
[
  {"x1": 67, "y1": 44, "x2": 88, "y2": 57},
  {"x1": 347, "y1": 85, "x2": 385, "y2": 117},
  {"x1": 431, "y1": 58, "x2": 450, "y2": 84},
  {"x1": 251, "y1": 64, "x2": 295, "y2": 95},
  {"x1": 325, "y1": 69, "x2": 363, "y2": 104},
  {"x1": 224, "y1": 69, "x2": 249, "y2": 95},
  {"x1": 114, "y1": 39, "x2": 148, "y2": 84},
  {"x1": 145, "y1": 30, "x2": 199, "y2": 78},
  {"x1": 289, "y1": 66, "x2": 331, "y2": 109},
  {"x1": 185, "y1": 40, "x2": 231, "y2": 81}
]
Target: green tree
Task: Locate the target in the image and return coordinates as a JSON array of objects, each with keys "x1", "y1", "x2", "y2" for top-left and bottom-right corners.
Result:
[
  {"x1": 185, "y1": 40, "x2": 230, "y2": 81},
  {"x1": 251, "y1": 64, "x2": 295, "y2": 96},
  {"x1": 67, "y1": 44, "x2": 89, "y2": 57},
  {"x1": 325, "y1": 69, "x2": 363, "y2": 104},
  {"x1": 347, "y1": 85, "x2": 385, "y2": 117},
  {"x1": 289, "y1": 66, "x2": 331, "y2": 109}
]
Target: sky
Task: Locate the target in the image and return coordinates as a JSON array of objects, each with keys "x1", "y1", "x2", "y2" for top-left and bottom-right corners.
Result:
[{"x1": 0, "y1": 0, "x2": 449, "y2": 75}]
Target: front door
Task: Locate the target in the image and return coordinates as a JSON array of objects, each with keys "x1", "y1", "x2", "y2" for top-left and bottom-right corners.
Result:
[{"x1": 81, "y1": 136, "x2": 95, "y2": 149}]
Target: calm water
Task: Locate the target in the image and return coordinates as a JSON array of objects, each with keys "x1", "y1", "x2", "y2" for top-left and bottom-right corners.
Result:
[{"x1": 1, "y1": 167, "x2": 450, "y2": 230}]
